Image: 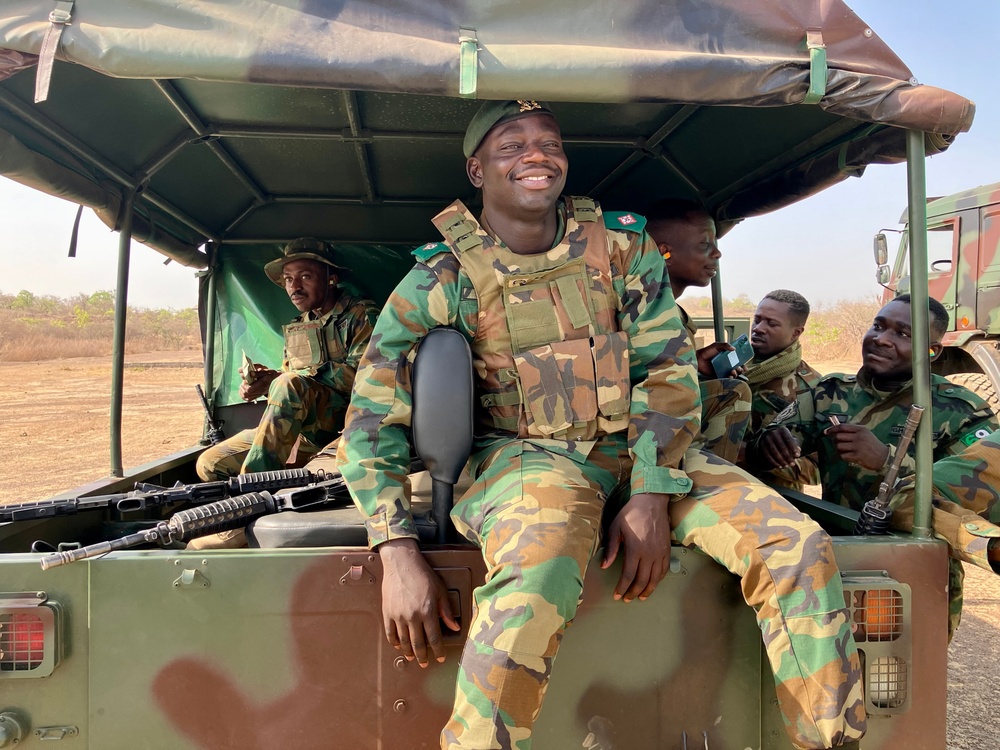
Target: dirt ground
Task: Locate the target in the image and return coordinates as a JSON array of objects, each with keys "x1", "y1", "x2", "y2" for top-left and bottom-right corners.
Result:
[{"x1": 0, "y1": 352, "x2": 995, "y2": 747}]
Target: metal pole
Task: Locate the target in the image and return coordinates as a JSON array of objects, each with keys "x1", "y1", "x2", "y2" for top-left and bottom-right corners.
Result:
[
  {"x1": 906, "y1": 130, "x2": 932, "y2": 538},
  {"x1": 110, "y1": 191, "x2": 135, "y2": 477},
  {"x1": 202, "y1": 244, "x2": 219, "y2": 429},
  {"x1": 710, "y1": 271, "x2": 726, "y2": 343}
]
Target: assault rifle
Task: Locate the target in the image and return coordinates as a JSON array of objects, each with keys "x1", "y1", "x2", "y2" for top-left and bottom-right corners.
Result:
[
  {"x1": 39, "y1": 476, "x2": 348, "y2": 569},
  {"x1": 196, "y1": 384, "x2": 226, "y2": 445},
  {"x1": 1, "y1": 468, "x2": 331, "y2": 523},
  {"x1": 854, "y1": 404, "x2": 925, "y2": 535}
]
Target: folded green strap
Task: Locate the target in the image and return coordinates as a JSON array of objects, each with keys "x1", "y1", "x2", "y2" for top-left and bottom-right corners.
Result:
[{"x1": 555, "y1": 276, "x2": 592, "y2": 330}]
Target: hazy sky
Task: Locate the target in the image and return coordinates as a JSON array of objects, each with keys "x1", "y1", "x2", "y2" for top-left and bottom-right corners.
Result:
[{"x1": 0, "y1": 0, "x2": 997, "y2": 310}]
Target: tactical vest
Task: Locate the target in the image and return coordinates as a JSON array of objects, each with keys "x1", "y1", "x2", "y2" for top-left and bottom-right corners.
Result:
[
  {"x1": 283, "y1": 308, "x2": 346, "y2": 374},
  {"x1": 431, "y1": 198, "x2": 630, "y2": 441}
]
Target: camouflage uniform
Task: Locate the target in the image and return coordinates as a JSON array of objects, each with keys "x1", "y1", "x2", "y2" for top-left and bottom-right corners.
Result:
[
  {"x1": 196, "y1": 288, "x2": 378, "y2": 480},
  {"x1": 752, "y1": 369, "x2": 998, "y2": 510},
  {"x1": 888, "y1": 429, "x2": 1000, "y2": 638},
  {"x1": 741, "y1": 341, "x2": 822, "y2": 490},
  {"x1": 337, "y1": 197, "x2": 865, "y2": 750},
  {"x1": 751, "y1": 369, "x2": 998, "y2": 640},
  {"x1": 678, "y1": 306, "x2": 752, "y2": 464}
]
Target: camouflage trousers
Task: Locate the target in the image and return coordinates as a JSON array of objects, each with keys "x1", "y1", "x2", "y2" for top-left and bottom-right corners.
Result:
[
  {"x1": 695, "y1": 377, "x2": 751, "y2": 463},
  {"x1": 441, "y1": 437, "x2": 865, "y2": 750},
  {"x1": 195, "y1": 373, "x2": 339, "y2": 481},
  {"x1": 890, "y1": 432, "x2": 1000, "y2": 640}
]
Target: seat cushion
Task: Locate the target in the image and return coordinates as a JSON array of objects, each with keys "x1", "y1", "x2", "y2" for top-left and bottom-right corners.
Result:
[{"x1": 247, "y1": 501, "x2": 439, "y2": 548}]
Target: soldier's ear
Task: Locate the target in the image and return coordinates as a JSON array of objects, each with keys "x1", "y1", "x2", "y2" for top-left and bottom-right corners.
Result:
[
  {"x1": 657, "y1": 242, "x2": 672, "y2": 261},
  {"x1": 466, "y1": 156, "x2": 484, "y2": 189},
  {"x1": 929, "y1": 342, "x2": 943, "y2": 360},
  {"x1": 790, "y1": 324, "x2": 805, "y2": 342}
]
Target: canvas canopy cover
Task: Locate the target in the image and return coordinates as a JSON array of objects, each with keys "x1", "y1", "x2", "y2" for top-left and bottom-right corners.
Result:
[{"x1": 0, "y1": 0, "x2": 975, "y2": 272}]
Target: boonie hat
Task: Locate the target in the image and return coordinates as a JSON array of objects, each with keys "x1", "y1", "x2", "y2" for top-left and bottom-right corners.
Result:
[
  {"x1": 264, "y1": 237, "x2": 344, "y2": 285},
  {"x1": 463, "y1": 99, "x2": 555, "y2": 158}
]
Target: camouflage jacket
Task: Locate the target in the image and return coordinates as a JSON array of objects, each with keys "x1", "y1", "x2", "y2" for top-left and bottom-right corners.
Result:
[
  {"x1": 752, "y1": 369, "x2": 998, "y2": 510},
  {"x1": 281, "y1": 288, "x2": 379, "y2": 409},
  {"x1": 745, "y1": 347, "x2": 822, "y2": 436},
  {"x1": 337, "y1": 197, "x2": 700, "y2": 546}
]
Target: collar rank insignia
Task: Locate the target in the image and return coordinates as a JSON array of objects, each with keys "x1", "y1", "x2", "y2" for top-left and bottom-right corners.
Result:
[
  {"x1": 617, "y1": 213, "x2": 637, "y2": 226},
  {"x1": 517, "y1": 99, "x2": 541, "y2": 112}
]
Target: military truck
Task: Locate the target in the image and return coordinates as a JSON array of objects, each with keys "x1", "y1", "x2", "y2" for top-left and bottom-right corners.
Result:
[
  {"x1": 876, "y1": 182, "x2": 1000, "y2": 413},
  {"x1": 0, "y1": 1, "x2": 969, "y2": 747}
]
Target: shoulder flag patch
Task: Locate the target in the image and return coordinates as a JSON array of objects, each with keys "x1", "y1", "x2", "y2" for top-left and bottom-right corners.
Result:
[{"x1": 959, "y1": 426, "x2": 994, "y2": 447}]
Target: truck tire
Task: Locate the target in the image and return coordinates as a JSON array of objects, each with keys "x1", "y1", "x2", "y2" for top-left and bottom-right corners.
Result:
[{"x1": 947, "y1": 372, "x2": 1000, "y2": 416}]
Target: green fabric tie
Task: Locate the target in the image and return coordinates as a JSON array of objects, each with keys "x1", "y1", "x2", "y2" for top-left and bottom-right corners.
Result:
[{"x1": 745, "y1": 340, "x2": 802, "y2": 386}]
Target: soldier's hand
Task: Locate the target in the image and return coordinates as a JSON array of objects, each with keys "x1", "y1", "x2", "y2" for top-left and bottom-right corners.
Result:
[
  {"x1": 695, "y1": 342, "x2": 735, "y2": 379},
  {"x1": 601, "y1": 492, "x2": 671, "y2": 603},
  {"x1": 758, "y1": 427, "x2": 801, "y2": 468},
  {"x1": 378, "y1": 539, "x2": 460, "y2": 668},
  {"x1": 824, "y1": 423, "x2": 889, "y2": 471},
  {"x1": 238, "y1": 367, "x2": 278, "y2": 401}
]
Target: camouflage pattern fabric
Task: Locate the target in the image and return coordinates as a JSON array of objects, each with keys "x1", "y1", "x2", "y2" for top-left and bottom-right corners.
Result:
[
  {"x1": 338, "y1": 197, "x2": 701, "y2": 546},
  {"x1": 752, "y1": 369, "x2": 999, "y2": 510},
  {"x1": 441, "y1": 437, "x2": 865, "y2": 750},
  {"x1": 337, "y1": 197, "x2": 864, "y2": 750},
  {"x1": 197, "y1": 289, "x2": 377, "y2": 480},
  {"x1": 743, "y1": 344, "x2": 823, "y2": 490},
  {"x1": 431, "y1": 198, "x2": 632, "y2": 441},
  {"x1": 675, "y1": 308, "x2": 752, "y2": 463},
  {"x1": 695, "y1": 377, "x2": 751, "y2": 463},
  {"x1": 889, "y1": 430, "x2": 1000, "y2": 639}
]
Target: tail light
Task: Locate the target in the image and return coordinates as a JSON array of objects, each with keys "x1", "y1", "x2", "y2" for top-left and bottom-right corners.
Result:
[
  {"x1": 843, "y1": 578, "x2": 912, "y2": 714},
  {"x1": 0, "y1": 592, "x2": 62, "y2": 679}
]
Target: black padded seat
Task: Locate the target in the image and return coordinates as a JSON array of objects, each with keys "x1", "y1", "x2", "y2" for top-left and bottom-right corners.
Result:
[
  {"x1": 247, "y1": 470, "x2": 474, "y2": 548},
  {"x1": 247, "y1": 502, "x2": 438, "y2": 547}
]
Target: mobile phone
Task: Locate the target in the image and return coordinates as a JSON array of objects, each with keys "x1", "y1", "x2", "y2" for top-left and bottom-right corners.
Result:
[{"x1": 710, "y1": 334, "x2": 754, "y2": 379}]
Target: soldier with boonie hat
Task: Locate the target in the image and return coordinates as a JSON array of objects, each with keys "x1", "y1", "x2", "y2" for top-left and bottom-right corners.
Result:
[
  {"x1": 264, "y1": 236, "x2": 345, "y2": 285},
  {"x1": 191, "y1": 236, "x2": 378, "y2": 548}
]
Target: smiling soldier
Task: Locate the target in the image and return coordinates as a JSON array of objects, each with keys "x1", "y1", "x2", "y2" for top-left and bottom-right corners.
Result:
[
  {"x1": 647, "y1": 199, "x2": 752, "y2": 463},
  {"x1": 337, "y1": 101, "x2": 865, "y2": 750}
]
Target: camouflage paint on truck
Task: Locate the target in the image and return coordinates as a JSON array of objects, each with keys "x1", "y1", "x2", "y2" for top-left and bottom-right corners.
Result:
[{"x1": 1, "y1": 536, "x2": 948, "y2": 749}]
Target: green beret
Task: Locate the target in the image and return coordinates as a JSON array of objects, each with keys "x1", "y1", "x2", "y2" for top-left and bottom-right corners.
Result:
[
  {"x1": 264, "y1": 237, "x2": 344, "y2": 285},
  {"x1": 463, "y1": 99, "x2": 554, "y2": 158}
]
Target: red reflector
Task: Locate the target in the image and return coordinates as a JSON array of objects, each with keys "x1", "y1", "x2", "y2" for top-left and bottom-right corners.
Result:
[{"x1": 0, "y1": 613, "x2": 45, "y2": 670}]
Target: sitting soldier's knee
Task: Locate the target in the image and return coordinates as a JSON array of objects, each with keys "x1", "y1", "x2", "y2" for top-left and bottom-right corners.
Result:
[
  {"x1": 196, "y1": 450, "x2": 220, "y2": 482},
  {"x1": 268, "y1": 372, "x2": 309, "y2": 398}
]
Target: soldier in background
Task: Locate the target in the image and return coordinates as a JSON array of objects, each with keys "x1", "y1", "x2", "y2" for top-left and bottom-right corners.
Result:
[
  {"x1": 740, "y1": 289, "x2": 822, "y2": 489},
  {"x1": 190, "y1": 238, "x2": 378, "y2": 548},
  {"x1": 646, "y1": 199, "x2": 751, "y2": 463},
  {"x1": 750, "y1": 294, "x2": 999, "y2": 639},
  {"x1": 337, "y1": 100, "x2": 865, "y2": 750}
]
